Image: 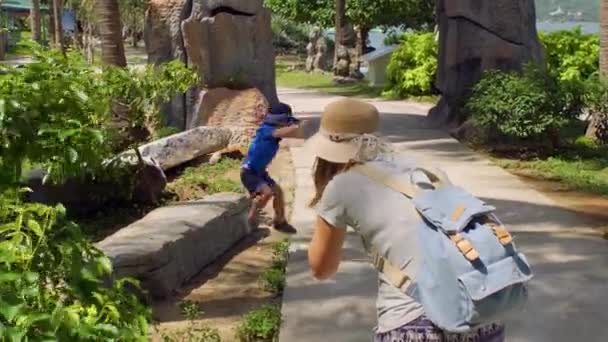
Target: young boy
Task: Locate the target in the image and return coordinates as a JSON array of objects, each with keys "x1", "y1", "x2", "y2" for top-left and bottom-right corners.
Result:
[{"x1": 241, "y1": 102, "x2": 305, "y2": 232}]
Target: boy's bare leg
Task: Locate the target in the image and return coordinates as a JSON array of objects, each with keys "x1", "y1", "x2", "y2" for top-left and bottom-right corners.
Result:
[
  {"x1": 272, "y1": 184, "x2": 286, "y2": 224},
  {"x1": 248, "y1": 185, "x2": 273, "y2": 222}
]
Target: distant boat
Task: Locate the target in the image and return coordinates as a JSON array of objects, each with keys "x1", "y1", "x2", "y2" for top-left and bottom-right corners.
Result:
[{"x1": 549, "y1": 6, "x2": 564, "y2": 17}]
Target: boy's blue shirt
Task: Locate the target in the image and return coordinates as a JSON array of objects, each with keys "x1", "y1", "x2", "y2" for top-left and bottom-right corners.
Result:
[{"x1": 242, "y1": 123, "x2": 281, "y2": 173}]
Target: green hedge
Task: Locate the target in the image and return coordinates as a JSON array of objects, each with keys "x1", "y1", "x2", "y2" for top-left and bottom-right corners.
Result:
[
  {"x1": 383, "y1": 32, "x2": 437, "y2": 98},
  {"x1": 466, "y1": 65, "x2": 584, "y2": 143},
  {"x1": 539, "y1": 27, "x2": 599, "y2": 82}
]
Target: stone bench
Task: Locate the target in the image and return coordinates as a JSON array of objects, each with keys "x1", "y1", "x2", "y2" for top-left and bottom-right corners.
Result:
[{"x1": 96, "y1": 193, "x2": 251, "y2": 298}]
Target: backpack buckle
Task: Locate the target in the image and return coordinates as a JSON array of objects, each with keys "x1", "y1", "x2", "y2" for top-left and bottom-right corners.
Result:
[
  {"x1": 371, "y1": 252, "x2": 385, "y2": 270},
  {"x1": 492, "y1": 225, "x2": 513, "y2": 245},
  {"x1": 450, "y1": 233, "x2": 480, "y2": 261}
]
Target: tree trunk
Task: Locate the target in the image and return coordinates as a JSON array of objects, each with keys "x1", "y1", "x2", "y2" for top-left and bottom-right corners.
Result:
[
  {"x1": 587, "y1": 0, "x2": 608, "y2": 138},
  {"x1": 131, "y1": 31, "x2": 139, "y2": 48},
  {"x1": 52, "y1": 0, "x2": 64, "y2": 52},
  {"x1": 95, "y1": 0, "x2": 127, "y2": 67},
  {"x1": 48, "y1": 1, "x2": 55, "y2": 45},
  {"x1": 334, "y1": 0, "x2": 346, "y2": 74},
  {"x1": 83, "y1": 23, "x2": 95, "y2": 64},
  {"x1": 30, "y1": 0, "x2": 42, "y2": 43},
  {"x1": 355, "y1": 25, "x2": 368, "y2": 72}
]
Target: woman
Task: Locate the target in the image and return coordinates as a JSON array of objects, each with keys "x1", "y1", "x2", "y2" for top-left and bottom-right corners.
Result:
[{"x1": 304, "y1": 98, "x2": 505, "y2": 342}]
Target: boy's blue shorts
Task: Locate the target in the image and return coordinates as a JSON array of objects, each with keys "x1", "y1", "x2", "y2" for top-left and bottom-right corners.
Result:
[{"x1": 240, "y1": 167, "x2": 277, "y2": 195}]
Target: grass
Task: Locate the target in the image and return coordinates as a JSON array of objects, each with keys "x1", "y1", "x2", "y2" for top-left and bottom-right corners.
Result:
[
  {"x1": 236, "y1": 304, "x2": 282, "y2": 342},
  {"x1": 491, "y1": 136, "x2": 608, "y2": 197},
  {"x1": 275, "y1": 63, "x2": 383, "y2": 98},
  {"x1": 167, "y1": 157, "x2": 244, "y2": 201},
  {"x1": 275, "y1": 62, "x2": 439, "y2": 103},
  {"x1": 259, "y1": 239, "x2": 290, "y2": 294},
  {"x1": 157, "y1": 300, "x2": 221, "y2": 342}
]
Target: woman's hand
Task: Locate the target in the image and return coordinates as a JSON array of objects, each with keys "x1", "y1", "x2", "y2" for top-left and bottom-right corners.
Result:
[{"x1": 308, "y1": 216, "x2": 346, "y2": 280}]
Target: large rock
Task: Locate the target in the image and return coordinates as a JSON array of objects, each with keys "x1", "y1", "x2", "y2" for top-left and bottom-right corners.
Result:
[
  {"x1": 306, "y1": 27, "x2": 332, "y2": 73},
  {"x1": 182, "y1": 1, "x2": 278, "y2": 106},
  {"x1": 429, "y1": 0, "x2": 544, "y2": 127},
  {"x1": 145, "y1": 0, "x2": 278, "y2": 129},
  {"x1": 127, "y1": 126, "x2": 232, "y2": 170},
  {"x1": 96, "y1": 193, "x2": 252, "y2": 298},
  {"x1": 189, "y1": 87, "x2": 267, "y2": 146},
  {"x1": 145, "y1": 0, "x2": 196, "y2": 130}
]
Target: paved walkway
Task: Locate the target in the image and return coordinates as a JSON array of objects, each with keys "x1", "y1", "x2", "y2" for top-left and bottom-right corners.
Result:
[{"x1": 278, "y1": 89, "x2": 608, "y2": 342}]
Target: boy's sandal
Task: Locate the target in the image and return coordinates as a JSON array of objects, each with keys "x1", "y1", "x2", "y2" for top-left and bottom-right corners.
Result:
[{"x1": 273, "y1": 220, "x2": 297, "y2": 234}]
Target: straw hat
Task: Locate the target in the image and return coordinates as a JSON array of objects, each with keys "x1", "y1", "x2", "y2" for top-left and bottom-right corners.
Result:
[{"x1": 305, "y1": 98, "x2": 381, "y2": 163}]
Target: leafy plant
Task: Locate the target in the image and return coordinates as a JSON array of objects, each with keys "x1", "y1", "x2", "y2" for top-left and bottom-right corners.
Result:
[
  {"x1": 236, "y1": 304, "x2": 282, "y2": 342},
  {"x1": 265, "y1": 0, "x2": 433, "y2": 31},
  {"x1": 180, "y1": 300, "x2": 202, "y2": 321},
  {"x1": 102, "y1": 60, "x2": 199, "y2": 144},
  {"x1": 159, "y1": 301, "x2": 221, "y2": 342},
  {"x1": 466, "y1": 64, "x2": 583, "y2": 143},
  {"x1": 383, "y1": 32, "x2": 437, "y2": 98},
  {"x1": 260, "y1": 239, "x2": 289, "y2": 296},
  {"x1": 539, "y1": 27, "x2": 599, "y2": 82},
  {"x1": 272, "y1": 17, "x2": 310, "y2": 55},
  {"x1": 0, "y1": 46, "x2": 112, "y2": 185},
  {"x1": 0, "y1": 190, "x2": 151, "y2": 340}
]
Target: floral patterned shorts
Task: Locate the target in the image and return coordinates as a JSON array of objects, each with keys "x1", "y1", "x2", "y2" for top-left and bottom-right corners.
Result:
[{"x1": 374, "y1": 316, "x2": 505, "y2": 342}]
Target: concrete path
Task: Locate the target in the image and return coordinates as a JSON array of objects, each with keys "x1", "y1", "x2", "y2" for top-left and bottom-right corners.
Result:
[{"x1": 278, "y1": 88, "x2": 608, "y2": 342}]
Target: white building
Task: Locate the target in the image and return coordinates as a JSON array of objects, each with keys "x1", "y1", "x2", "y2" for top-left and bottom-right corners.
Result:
[{"x1": 359, "y1": 45, "x2": 398, "y2": 87}]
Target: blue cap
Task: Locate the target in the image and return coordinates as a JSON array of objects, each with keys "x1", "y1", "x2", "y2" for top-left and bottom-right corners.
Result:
[
  {"x1": 264, "y1": 102, "x2": 298, "y2": 126},
  {"x1": 270, "y1": 102, "x2": 293, "y2": 115}
]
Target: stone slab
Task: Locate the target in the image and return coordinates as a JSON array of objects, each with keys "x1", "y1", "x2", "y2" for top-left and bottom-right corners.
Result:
[{"x1": 96, "y1": 193, "x2": 251, "y2": 298}]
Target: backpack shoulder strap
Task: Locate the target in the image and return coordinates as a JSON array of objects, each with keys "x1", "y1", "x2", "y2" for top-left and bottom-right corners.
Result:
[
  {"x1": 352, "y1": 163, "x2": 449, "y2": 198},
  {"x1": 372, "y1": 251, "x2": 414, "y2": 292},
  {"x1": 352, "y1": 164, "x2": 418, "y2": 198},
  {"x1": 352, "y1": 162, "x2": 449, "y2": 292}
]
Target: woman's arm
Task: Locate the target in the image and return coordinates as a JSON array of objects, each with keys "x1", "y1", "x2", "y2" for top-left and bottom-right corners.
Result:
[{"x1": 308, "y1": 216, "x2": 346, "y2": 280}]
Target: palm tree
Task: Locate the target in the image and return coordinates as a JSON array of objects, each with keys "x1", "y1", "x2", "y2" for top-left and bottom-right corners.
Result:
[
  {"x1": 30, "y1": 0, "x2": 41, "y2": 42},
  {"x1": 95, "y1": 0, "x2": 127, "y2": 67},
  {"x1": 601, "y1": 1, "x2": 608, "y2": 77},
  {"x1": 334, "y1": 0, "x2": 346, "y2": 74},
  {"x1": 52, "y1": 0, "x2": 64, "y2": 51},
  {"x1": 586, "y1": 0, "x2": 608, "y2": 138}
]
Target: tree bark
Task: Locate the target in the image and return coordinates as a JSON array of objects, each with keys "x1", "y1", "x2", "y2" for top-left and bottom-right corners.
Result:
[
  {"x1": 52, "y1": 0, "x2": 64, "y2": 52},
  {"x1": 355, "y1": 25, "x2": 368, "y2": 71},
  {"x1": 334, "y1": 0, "x2": 346, "y2": 74},
  {"x1": 95, "y1": 0, "x2": 127, "y2": 67},
  {"x1": 30, "y1": 0, "x2": 42, "y2": 43},
  {"x1": 49, "y1": 3, "x2": 56, "y2": 45},
  {"x1": 131, "y1": 31, "x2": 139, "y2": 48},
  {"x1": 587, "y1": 0, "x2": 608, "y2": 138}
]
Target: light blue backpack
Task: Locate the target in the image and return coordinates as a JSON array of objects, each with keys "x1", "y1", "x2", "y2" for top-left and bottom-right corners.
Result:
[{"x1": 354, "y1": 164, "x2": 533, "y2": 333}]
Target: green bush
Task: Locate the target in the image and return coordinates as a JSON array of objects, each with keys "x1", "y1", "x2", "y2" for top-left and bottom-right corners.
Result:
[
  {"x1": 259, "y1": 239, "x2": 290, "y2": 294},
  {"x1": 0, "y1": 45, "x2": 198, "y2": 186},
  {"x1": 0, "y1": 191, "x2": 151, "y2": 340},
  {"x1": 539, "y1": 27, "x2": 599, "y2": 82},
  {"x1": 0, "y1": 48, "x2": 113, "y2": 185},
  {"x1": 466, "y1": 65, "x2": 583, "y2": 142},
  {"x1": 0, "y1": 44, "x2": 202, "y2": 340},
  {"x1": 271, "y1": 17, "x2": 310, "y2": 55},
  {"x1": 237, "y1": 304, "x2": 281, "y2": 342},
  {"x1": 103, "y1": 60, "x2": 199, "y2": 141},
  {"x1": 383, "y1": 32, "x2": 437, "y2": 98}
]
